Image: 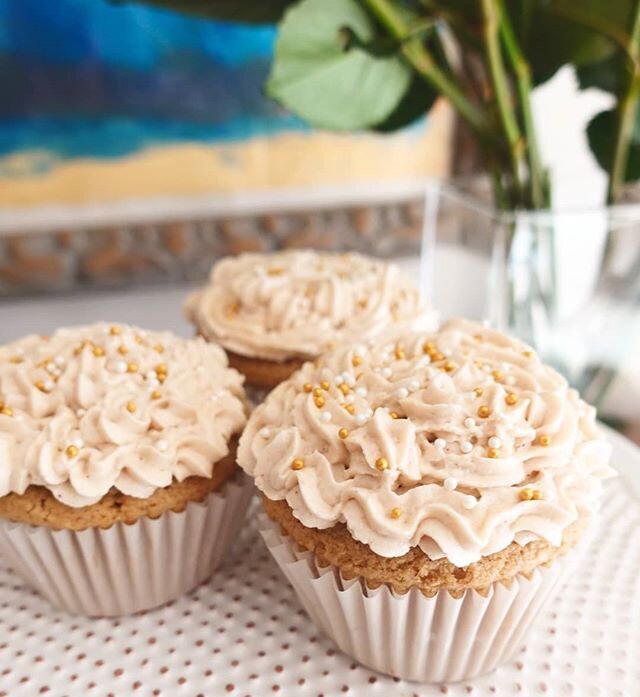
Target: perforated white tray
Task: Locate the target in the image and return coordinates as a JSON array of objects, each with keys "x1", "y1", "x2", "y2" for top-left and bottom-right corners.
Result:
[{"x1": 0, "y1": 429, "x2": 638, "y2": 697}]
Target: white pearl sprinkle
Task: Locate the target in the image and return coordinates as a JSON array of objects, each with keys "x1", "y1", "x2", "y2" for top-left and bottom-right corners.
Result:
[
  {"x1": 421, "y1": 354, "x2": 432, "y2": 365},
  {"x1": 354, "y1": 413, "x2": 368, "y2": 426},
  {"x1": 76, "y1": 408, "x2": 86, "y2": 417},
  {"x1": 395, "y1": 387, "x2": 409, "y2": 399},
  {"x1": 354, "y1": 345, "x2": 366, "y2": 357},
  {"x1": 71, "y1": 437, "x2": 83, "y2": 448},
  {"x1": 444, "y1": 477, "x2": 458, "y2": 490},
  {"x1": 464, "y1": 417, "x2": 476, "y2": 428},
  {"x1": 488, "y1": 436, "x2": 502, "y2": 449},
  {"x1": 460, "y1": 441, "x2": 473, "y2": 453},
  {"x1": 145, "y1": 370, "x2": 156, "y2": 380},
  {"x1": 321, "y1": 411, "x2": 332, "y2": 422},
  {"x1": 15, "y1": 347, "x2": 25, "y2": 356},
  {"x1": 443, "y1": 349, "x2": 452, "y2": 357},
  {"x1": 506, "y1": 376, "x2": 516, "y2": 385},
  {"x1": 259, "y1": 427, "x2": 271, "y2": 438},
  {"x1": 483, "y1": 365, "x2": 492, "y2": 373},
  {"x1": 156, "y1": 440, "x2": 168, "y2": 452},
  {"x1": 463, "y1": 495, "x2": 478, "y2": 509},
  {"x1": 54, "y1": 355, "x2": 65, "y2": 366},
  {"x1": 409, "y1": 380, "x2": 420, "y2": 392},
  {"x1": 43, "y1": 380, "x2": 54, "y2": 391},
  {"x1": 355, "y1": 387, "x2": 367, "y2": 398},
  {"x1": 382, "y1": 368, "x2": 392, "y2": 379},
  {"x1": 334, "y1": 374, "x2": 345, "y2": 385},
  {"x1": 345, "y1": 394, "x2": 355, "y2": 403},
  {"x1": 434, "y1": 438, "x2": 446, "y2": 449},
  {"x1": 114, "y1": 361, "x2": 127, "y2": 374},
  {"x1": 344, "y1": 373, "x2": 356, "y2": 386},
  {"x1": 147, "y1": 378, "x2": 160, "y2": 389},
  {"x1": 45, "y1": 363, "x2": 56, "y2": 374}
]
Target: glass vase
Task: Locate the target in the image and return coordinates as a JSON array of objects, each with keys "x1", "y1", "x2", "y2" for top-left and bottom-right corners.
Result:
[{"x1": 421, "y1": 178, "x2": 640, "y2": 433}]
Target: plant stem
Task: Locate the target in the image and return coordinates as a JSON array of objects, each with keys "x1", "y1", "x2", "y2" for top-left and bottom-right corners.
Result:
[
  {"x1": 608, "y1": 1, "x2": 640, "y2": 203},
  {"x1": 480, "y1": 0, "x2": 525, "y2": 206},
  {"x1": 361, "y1": 0, "x2": 491, "y2": 141},
  {"x1": 497, "y1": 0, "x2": 546, "y2": 208}
]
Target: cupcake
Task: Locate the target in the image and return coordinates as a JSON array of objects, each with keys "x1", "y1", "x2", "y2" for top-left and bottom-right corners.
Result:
[
  {"x1": 185, "y1": 250, "x2": 436, "y2": 393},
  {"x1": 0, "y1": 323, "x2": 252, "y2": 616},
  {"x1": 239, "y1": 318, "x2": 614, "y2": 683}
]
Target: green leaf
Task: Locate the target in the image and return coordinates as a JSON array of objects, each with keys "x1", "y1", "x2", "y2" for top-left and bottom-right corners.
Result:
[
  {"x1": 266, "y1": 0, "x2": 412, "y2": 130},
  {"x1": 111, "y1": 0, "x2": 297, "y2": 24},
  {"x1": 576, "y1": 53, "x2": 627, "y2": 95},
  {"x1": 374, "y1": 71, "x2": 437, "y2": 132},
  {"x1": 587, "y1": 109, "x2": 640, "y2": 182},
  {"x1": 506, "y1": 1, "x2": 618, "y2": 85}
]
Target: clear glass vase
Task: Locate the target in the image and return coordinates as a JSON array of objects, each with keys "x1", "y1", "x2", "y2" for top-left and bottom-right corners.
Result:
[{"x1": 421, "y1": 178, "x2": 640, "y2": 432}]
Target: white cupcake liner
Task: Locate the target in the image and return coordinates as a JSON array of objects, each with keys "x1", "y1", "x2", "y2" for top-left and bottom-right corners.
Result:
[
  {"x1": 258, "y1": 514, "x2": 575, "y2": 684},
  {"x1": 0, "y1": 474, "x2": 255, "y2": 617}
]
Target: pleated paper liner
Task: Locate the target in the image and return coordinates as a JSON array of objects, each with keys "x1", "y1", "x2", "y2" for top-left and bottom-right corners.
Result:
[
  {"x1": 0, "y1": 473, "x2": 255, "y2": 617},
  {"x1": 258, "y1": 513, "x2": 576, "y2": 684}
]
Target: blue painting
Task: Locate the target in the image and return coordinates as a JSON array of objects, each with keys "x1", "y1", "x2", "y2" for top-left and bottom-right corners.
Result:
[{"x1": 0, "y1": 0, "x2": 304, "y2": 164}]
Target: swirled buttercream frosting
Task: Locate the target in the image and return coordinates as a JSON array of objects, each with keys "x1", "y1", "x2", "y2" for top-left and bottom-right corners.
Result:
[
  {"x1": 0, "y1": 324, "x2": 247, "y2": 507},
  {"x1": 185, "y1": 250, "x2": 435, "y2": 361},
  {"x1": 238, "y1": 319, "x2": 614, "y2": 566}
]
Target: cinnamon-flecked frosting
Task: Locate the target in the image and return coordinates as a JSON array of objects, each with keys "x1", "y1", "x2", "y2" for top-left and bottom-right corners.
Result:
[
  {"x1": 238, "y1": 319, "x2": 614, "y2": 567},
  {"x1": 185, "y1": 250, "x2": 436, "y2": 361},
  {"x1": 0, "y1": 324, "x2": 247, "y2": 508}
]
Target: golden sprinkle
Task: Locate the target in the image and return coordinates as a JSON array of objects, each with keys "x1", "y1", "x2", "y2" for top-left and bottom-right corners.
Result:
[
  {"x1": 338, "y1": 427, "x2": 349, "y2": 439},
  {"x1": 0, "y1": 400, "x2": 4, "y2": 410},
  {"x1": 151, "y1": 390, "x2": 162, "y2": 399},
  {"x1": 127, "y1": 362, "x2": 138, "y2": 373},
  {"x1": 303, "y1": 383, "x2": 313, "y2": 393},
  {"x1": 492, "y1": 370, "x2": 503, "y2": 382},
  {"x1": 9, "y1": 357, "x2": 22, "y2": 364},
  {"x1": 532, "y1": 490, "x2": 544, "y2": 500},
  {"x1": 345, "y1": 404, "x2": 355, "y2": 415},
  {"x1": 352, "y1": 355, "x2": 362, "y2": 367},
  {"x1": 225, "y1": 302, "x2": 240, "y2": 318},
  {"x1": 117, "y1": 345, "x2": 128, "y2": 355},
  {"x1": 157, "y1": 373, "x2": 167, "y2": 384},
  {"x1": 314, "y1": 396, "x2": 325, "y2": 408},
  {"x1": 291, "y1": 458, "x2": 304, "y2": 471},
  {"x1": 519, "y1": 488, "x2": 534, "y2": 501},
  {"x1": 523, "y1": 350, "x2": 533, "y2": 358},
  {"x1": 320, "y1": 380, "x2": 330, "y2": 390},
  {"x1": 537, "y1": 434, "x2": 551, "y2": 447},
  {"x1": 390, "y1": 507, "x2": 402, "y2": 519},
  {"x1": 505, "y1": 393, "x2": 518, "y2": 406},
  {"x1": 423, "y1": 341, "x2": 436, "y2": 354},
  {"x1": 357, "y1": 299, "x2": 368, "y2": 309},
  {"x1": 267, "y1": 267, "x2": 284, "y2": 276},
  {"x1": 338, "y1": 383, "x2": 350, "y2": 395},
  {"x1": 474, "y1": 360, "x2": 484, "y2": 369},
  {"x1": 326, "y1": 341, "x2": 336, "y2": 350},
  {"x1": 313, "y1": 387, "x2": 323, "y2": 398},
  {"x1": 135, "y1": 336, "x2": 145, "y2": 345},
  {"x1": 375, "y1": 457, "x2": 389, "y2": 471},
  {"x1": 110, "y1": 326, "x2": 121, "y2": 335},
  {"x1": 35, "y1": 380, "x2": 46, "y2": 392},
  {"x1": 487, "y1": 448, "x2": 500, "y2": 459},
  {"x1": 155, "y1": 364, "x2": 168, "y2": 374},
  {"x1": 92, "y1": 346, "x2": 105, "y2": 357},
  {"x1": 443, "y1": 360, "x2": 457, "y2": 373},
  {"x1": 474, "y1": 387, "x2": 483, "y2": 397},
  {"x1": 432, "y1": 352, "x2": 444, "y2": 362},
  {"x1": 390, "y1": 411, "x2": 399, "y2": 419},
  {"x1": 473, "y1": 333, "x2": 483, "y2": 341},
  {"x1": 65, "y1": 445, "x2": 78, "y2": 458},
  {"x1": 477, "y1": 405, "x2": 491, "y2": 418},
  {"x1": 395, "y1": 346, "x2": 405, "y2": 360},
  {"x1": 1, "y1": 407, "x2": 13, "y2": 417},
  {"x1": 126, "y1": 401, "x2": 137, "y2": 413},
  {"x1": 154, "y1": 344, "x2": 164, "y2": 353}
]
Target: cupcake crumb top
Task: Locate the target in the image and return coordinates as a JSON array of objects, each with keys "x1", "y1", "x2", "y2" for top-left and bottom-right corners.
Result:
[
  {"x1": 0, "y1": 323, "x2": 247, "y2": 507},
  {"x1": 238, "y1": 318, "x2": 614, "y2": 566},
  {"x1": 185, "y1": 250, "x2": 436, "y2": 361}
]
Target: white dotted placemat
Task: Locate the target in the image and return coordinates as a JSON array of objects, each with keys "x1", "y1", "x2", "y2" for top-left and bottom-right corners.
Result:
[{"x1": 0, "y1": 430, "x2": 638, "y2": 697}]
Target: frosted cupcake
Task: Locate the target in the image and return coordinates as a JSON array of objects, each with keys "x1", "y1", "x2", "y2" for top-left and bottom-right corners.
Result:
[
  {"x1": 185, "y1": 250, "x2": 436, "y2": 392},
  {"x1": 239, "y1": 318, "x2": 614, "y2": 683},
  {"x1": 0, "y1": 323, "x2": 251, "y2": 616}
]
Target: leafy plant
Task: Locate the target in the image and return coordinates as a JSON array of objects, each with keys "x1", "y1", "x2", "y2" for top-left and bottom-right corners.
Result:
[{"x1": 128, "y1": 0, "x2": 640, "y2": 209}]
